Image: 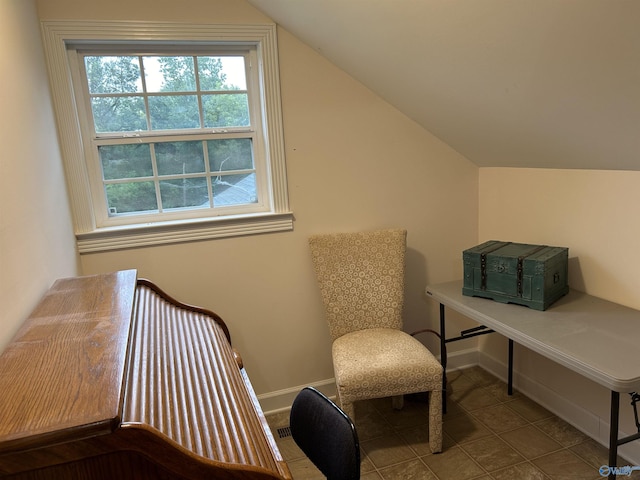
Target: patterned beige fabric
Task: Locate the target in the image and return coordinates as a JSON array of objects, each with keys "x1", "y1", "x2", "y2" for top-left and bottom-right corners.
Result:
[
  {"x1": 309, "y1": 229, "x2": 443, "y2": 453},
  {"x1": 309, "y1": 229, "x2": 405, "y2": 342}
]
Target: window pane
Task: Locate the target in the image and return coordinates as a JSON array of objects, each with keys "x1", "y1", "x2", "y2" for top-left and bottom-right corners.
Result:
[
  {"x1": 202, "y1": 93, "x2": 249, "y2": 128},
  {"x1": 160, "y1": 177, "x2": 208, "y2": 209},
  {"x1": 208, "y1": 139, "x2": 253, "y2": 172},
  {"x1": 148, "y1": 95, "x2": 200, "y2": 130},
  {"x1": 99, "y1": 144, "x2": 153, "y2": 180},
  {"x1": 105, "y1": 181, "x2": 158, "y2": 215},
  {"x1": 199, "y1": 56, "x2": 246, "y2": 91},
  {"x1": 85, "y1": 56, "x2": 141, "y2": 94},
  {"x1": 156, "y1": 141, "x2": 205, "y2": 176},
  {"x1": 213, "y1": 173, "x2": 257, "y2": 206},
  {"x1": 91, "y1": 96, "x2": 147, "y2": 133},
  {"x1": 143, "y1": 56, "x2": 196, "y2": 93}
]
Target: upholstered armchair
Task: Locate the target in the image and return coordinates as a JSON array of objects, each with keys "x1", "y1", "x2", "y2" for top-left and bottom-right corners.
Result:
[{"x1": 309, "y1": 228, "x2": 443, "y2": 453}]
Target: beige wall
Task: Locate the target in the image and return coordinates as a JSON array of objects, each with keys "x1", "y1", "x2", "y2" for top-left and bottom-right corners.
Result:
[
  {"x1": 479, "y1": 168, "x2": 640, "y2": 307},
  {"x1": 0, "y1": 0, "x2": 78, "y2": 351},
  {"x1": 35, "y1": 0, "x2": 479, "y2": 403},
  {"x1": 479, "y1": 167, "x2": 640, "y2": 461}
]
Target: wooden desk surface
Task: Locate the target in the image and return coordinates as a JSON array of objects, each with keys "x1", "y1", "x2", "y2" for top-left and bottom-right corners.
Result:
[
  {"x1": 0, "y1": 270, "x2": 137, "y2": 453},
  {"x1": 426, "y1": 280, "x2": 640, "y2": 393}
]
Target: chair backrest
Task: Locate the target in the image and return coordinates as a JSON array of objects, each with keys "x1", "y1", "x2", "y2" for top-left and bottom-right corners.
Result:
[
  {"x1": 290, "y1": 387, "x2": 360, "y2": 480},
  {"x1": 309, "y1": 229, "x2": 406, "y2": 341}
]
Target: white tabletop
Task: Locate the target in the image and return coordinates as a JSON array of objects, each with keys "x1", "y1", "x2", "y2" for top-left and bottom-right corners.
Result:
[{"x1": 426, "y1": 280, "x2": 640, "y2": 393}]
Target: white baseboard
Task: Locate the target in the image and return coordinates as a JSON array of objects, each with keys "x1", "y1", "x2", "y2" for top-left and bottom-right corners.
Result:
[
  {"x1": 478, "y1": 351, "x2": 640, "y2": 466},
  {"x1": 258, "y1": 378, "x2": 337, "y2": 415},
  {"x1": 439, "y1": 346, "x2": 479, "y2": 372}
]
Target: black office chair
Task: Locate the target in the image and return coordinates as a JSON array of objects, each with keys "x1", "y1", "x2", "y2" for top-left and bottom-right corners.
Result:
[{"x1": 290, "y1": 387, "x2": 360, "y2": 480}]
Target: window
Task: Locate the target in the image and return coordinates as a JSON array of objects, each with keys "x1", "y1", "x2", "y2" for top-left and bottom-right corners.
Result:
[
  {"x1": 42, "y1": 22, "x2": 292, "y2": 252},
  {"x1": 79, "y1": 51, "x2": 262, "y2": 223}
]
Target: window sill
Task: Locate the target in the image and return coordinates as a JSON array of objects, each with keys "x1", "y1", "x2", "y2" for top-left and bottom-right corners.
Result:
[{"x1": 76, "y1": 212, "x2": 294, "y2": 253}]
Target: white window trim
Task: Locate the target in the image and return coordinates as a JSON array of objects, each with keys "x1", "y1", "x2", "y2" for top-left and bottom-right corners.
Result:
[{"x1": 41, "y1": 21, "x2": 292, "y2": 253}]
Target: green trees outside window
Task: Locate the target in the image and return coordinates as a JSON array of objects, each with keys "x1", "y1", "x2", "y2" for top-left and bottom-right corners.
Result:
[{"x1": 85, "y1": 54, "x2": 256, "y2": 216}]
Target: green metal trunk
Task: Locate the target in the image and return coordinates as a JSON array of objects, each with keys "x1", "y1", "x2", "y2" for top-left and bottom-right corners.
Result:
[{"x1": 462, "y1": 240, "x2": 569, "y2": 311}]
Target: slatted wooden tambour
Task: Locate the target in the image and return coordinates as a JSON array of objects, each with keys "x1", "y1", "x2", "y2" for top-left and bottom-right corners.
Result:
[{"x1": 0, "y1": 270, "x2": 291, "y2": 480}]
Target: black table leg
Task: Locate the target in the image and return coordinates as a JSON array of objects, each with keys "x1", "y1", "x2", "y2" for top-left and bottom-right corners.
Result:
[
  {"x1": 439, "y1": 303, "x2": 447, "y2": 414},
  {"x1": 609, "y1": 390, "x2": 619, "y2": 479},
  {"x1": 508, "y1": 339, "x2": 514, "y2": 395}
]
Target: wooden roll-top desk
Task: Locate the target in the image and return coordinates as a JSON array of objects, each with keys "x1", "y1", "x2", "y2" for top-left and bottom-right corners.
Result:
[{"x1": 0, "y1": 270, "x2": 291, "y2": 480}]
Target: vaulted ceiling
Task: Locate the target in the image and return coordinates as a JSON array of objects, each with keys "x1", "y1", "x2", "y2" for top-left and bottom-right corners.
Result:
[{"x1": 248, "y1": 0, "x2": 639, "y2": 170}]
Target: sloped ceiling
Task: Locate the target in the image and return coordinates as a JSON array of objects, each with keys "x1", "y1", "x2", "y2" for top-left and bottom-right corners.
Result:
[{"x1": 248, "y1": 0, "x2": 639, "y2": 170}]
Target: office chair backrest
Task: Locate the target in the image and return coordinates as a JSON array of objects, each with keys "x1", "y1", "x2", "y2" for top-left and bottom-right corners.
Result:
[{"x1": 290, "y1": 387, "x2": 360, "y2": 480}]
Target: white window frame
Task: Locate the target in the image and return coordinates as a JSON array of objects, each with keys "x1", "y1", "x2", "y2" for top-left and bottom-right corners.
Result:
[{"x1": 41, "y1": 21, "x2": 292, "y2": 253}]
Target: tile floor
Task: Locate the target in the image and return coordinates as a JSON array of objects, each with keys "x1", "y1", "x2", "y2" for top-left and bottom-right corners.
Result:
[{"x1": 266, "y1": 366, "x2": 640, "y2": 479}]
